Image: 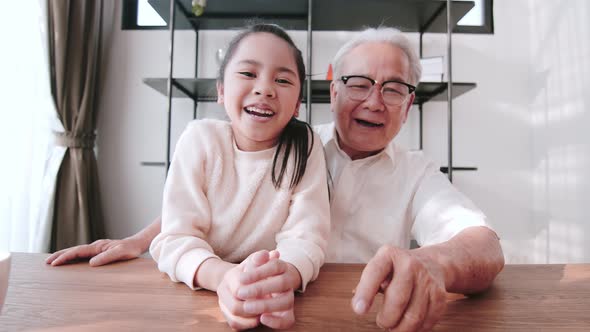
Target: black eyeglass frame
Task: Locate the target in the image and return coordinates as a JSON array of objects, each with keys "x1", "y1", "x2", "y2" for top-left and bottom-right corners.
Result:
[{"x1": 340, "y1": 75, "x2": 416, "y2": 95}]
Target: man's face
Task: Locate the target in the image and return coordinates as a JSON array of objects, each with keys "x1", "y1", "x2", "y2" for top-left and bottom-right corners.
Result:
[{"x1": 330, "y1": 42, "x2": 415, "y2": 160}]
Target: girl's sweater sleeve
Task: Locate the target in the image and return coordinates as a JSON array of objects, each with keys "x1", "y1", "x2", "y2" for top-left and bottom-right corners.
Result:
[
  {"x1": 275, "y1": 132, "x2": 331, "y2": 291},
  {"x1": 149, "y1": 123, "x2": 217, "y2": 290}
]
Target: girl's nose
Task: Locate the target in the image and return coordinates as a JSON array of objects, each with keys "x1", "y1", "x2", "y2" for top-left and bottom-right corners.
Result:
[{"x1": 254, "y1": 80, "x2": 276, "y2": 98}]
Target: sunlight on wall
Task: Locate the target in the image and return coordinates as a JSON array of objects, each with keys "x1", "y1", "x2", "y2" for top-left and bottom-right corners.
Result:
[
  {"x1": 548, "y1": 221, "x2": 585, "y2": 262},
  {"x1": 528, "y1": 0, "x2": 590, "y2": 263}
]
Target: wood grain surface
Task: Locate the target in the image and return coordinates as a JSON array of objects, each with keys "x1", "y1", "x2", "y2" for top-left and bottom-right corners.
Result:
[{"x1": 0, "y1": 253, "x2": 588, "y2": 331}]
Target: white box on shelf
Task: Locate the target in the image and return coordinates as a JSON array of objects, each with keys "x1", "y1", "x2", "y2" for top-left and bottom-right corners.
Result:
[
  {"x1": 420, "y1": 56, "x2": 444, "y2": 81},
  {"x1": 420, "y1": 74, "x2": 444, "y2": 82}
]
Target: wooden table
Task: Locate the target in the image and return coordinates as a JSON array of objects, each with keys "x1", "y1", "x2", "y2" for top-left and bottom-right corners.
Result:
[{"x1": 0, "y1": 253, "x2": 589, "y2": 331}]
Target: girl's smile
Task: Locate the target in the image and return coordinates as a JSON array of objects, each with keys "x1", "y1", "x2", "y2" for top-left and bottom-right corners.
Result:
[{"x1": 244, "y1": 103, "x2": 276, "y2": 121}]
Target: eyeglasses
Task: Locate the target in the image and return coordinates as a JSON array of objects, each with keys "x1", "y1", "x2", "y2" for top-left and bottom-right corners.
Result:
[{"x1": 340, "y1": 75, "x2": 416, "y2": 107}]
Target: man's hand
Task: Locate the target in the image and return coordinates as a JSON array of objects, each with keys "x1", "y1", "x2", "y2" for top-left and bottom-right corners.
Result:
[
  {"x1": 45, "y1": 238, "x2": 145, "y2": 267},
  {"x1": 46, "y1": 217, "x2": 161, "y2": 267},
  {"x1": 352, "y1": 245, "x2": 447, "y2": 331}
]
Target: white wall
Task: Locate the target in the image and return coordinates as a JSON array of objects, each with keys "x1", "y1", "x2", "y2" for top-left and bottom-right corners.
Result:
[
  {"x1": 528, "y1": 0, "x2": 590, "y2": 263},
  {"x1": 97, "y1": 0, "x2": 590, "y2": 263}
]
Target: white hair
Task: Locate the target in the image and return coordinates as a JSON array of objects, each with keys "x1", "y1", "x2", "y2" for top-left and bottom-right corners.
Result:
[{"x1": 332, "y1": 27, "x2": 422, "y2": 86}]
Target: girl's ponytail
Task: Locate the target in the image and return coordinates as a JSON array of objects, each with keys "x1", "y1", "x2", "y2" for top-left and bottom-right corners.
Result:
[{"x1": 272, "y1": 118, "x2": 314, "y2": 189}]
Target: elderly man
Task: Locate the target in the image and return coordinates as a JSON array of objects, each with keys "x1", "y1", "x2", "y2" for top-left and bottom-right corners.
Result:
[
  {"x1": 317, "y1": 27, "x2": 504, "y2": 331},
  {"x1": 47, "y1": 27, "x2": 503, "y2": 331}
]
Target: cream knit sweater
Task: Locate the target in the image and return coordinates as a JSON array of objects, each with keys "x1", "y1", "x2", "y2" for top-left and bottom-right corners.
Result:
[{"x1": 150, "y1": 119, "x2": 330, "y2": 291}]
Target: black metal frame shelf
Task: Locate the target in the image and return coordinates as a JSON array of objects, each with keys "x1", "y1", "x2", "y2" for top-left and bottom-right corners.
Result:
[
  {"x1": 140, "y1": 161, "x2": 477, "y2": 175},
  {"x1": 141, "y1": 161, "x2": 477, "y2": 174},
  {"x1": 147, "y1": 0, "x2": 474, "y2": 32},
  {"x1": 143, "y1": 78, "x2": 476, "y2": 104},
  {"x1": 141, "y1": 0, "x2": 481, "y2": 181}
]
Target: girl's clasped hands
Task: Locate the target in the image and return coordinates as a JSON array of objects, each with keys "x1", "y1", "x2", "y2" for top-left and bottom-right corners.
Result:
[{"x1": 218, "y1": 250, "x2": 299, "y2": 329}]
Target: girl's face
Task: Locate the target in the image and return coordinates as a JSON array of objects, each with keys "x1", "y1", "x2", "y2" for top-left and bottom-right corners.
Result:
[{"x1": 217, "y1": 32, "x2": 302, "y2": 151}]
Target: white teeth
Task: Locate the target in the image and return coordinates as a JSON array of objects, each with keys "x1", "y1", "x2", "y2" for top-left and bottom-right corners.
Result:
[{"x1": 246, "y1": 106, "x2": 274, "y2": 115}]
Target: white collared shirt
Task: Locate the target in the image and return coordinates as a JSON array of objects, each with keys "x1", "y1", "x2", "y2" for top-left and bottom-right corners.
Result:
[{"x1": 314, "y1": 122, "x2": 489, "y2": 263}]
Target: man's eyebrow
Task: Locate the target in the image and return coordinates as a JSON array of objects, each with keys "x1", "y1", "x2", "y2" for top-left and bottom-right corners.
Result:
[
  {"x1": 383, "y1": 75, "x2": 407, "y2": 82},
  {"x1": 353, "y1": 73, "x2": 407, "y2": 83},
  {"x1": 236, "y1": 59, "x2": 297, "y2": 76}
]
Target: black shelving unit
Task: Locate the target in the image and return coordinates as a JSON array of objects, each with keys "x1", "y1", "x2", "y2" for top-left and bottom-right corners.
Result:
[
  {"x1": 143, "y1": 78, "x2": 477, "y2": 105},
  {"x1": 143, "y1": 0, "x2": 480, "y2": 177},
  {"x1": 148, "y1": 0, "x2": 474, "y2": 32}
]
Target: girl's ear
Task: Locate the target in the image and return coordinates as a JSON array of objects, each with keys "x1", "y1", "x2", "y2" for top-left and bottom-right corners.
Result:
[
  {"x1": 216, "y1": 81, "x2": 224, "y2": 104},
  {"x1": 294, "y1": 100, "x2": 301, "y2": 118}
]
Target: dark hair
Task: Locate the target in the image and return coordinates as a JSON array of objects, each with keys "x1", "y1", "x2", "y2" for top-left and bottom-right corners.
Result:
[{"x1": 218, "y1": 23, "x2": 313, "y2": 189}]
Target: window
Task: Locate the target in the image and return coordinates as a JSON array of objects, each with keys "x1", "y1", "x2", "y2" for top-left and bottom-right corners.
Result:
[
  {"x1": 122, "y1": 0, "x2": 494, "y2": 34},
  {"x1": 455, "y1": 0, "x2": 494, "y2": 33},
  {"x1": 122, "y1": 0, "x2": 166, "y2": 30}
]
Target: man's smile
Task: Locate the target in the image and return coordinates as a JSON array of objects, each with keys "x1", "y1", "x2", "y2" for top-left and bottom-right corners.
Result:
[{"x1": 354, "y1": 118, "x2": 384, "y2": 128}]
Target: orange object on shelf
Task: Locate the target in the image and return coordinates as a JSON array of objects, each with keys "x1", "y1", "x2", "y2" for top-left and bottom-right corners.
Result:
[{"x1": 326, "y1": 64, "x2": 333, "y2": 80}]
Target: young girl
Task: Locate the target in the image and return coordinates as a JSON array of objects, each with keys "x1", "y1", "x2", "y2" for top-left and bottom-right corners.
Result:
[{"x1": 149, "y1": 24, "x2": 330, "y2": 329}]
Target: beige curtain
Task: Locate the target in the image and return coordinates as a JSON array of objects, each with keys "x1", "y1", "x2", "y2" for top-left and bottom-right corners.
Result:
[{"x1": 47, "y1": 0, "x2": 105, "y2": 251}]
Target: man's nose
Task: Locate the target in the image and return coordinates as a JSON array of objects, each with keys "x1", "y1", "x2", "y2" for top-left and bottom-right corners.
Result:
[
  {"x1": 254, "y1": 79, "x2": 276, "y2": 98},
  {"x1": 364, "y1": 85, "x2": 385, "y2": 111}
]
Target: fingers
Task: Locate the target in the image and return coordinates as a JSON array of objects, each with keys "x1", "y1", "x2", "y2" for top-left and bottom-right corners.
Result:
[
  {"x1": 242, "y1": 290, "x2": 294, "y2": 315},
  {"x1": 352, "y1": 246, "x2": 395, "y2": 314},
  {"x1": 418, "y1": 285, "x2": 447, "y2": 332},
  {"x1": 376, "y1": 271, "x2": 420, "y2": 331},
  {"x1": 218, "y1": 297, "x2": 260, "y2": 330},
  {"x1": 260, "y1": 309, "x2": 295, "y2": 329},
  {"x1": 89, "y1": 245, "x2": 131, "y2": 267},
  {"x1": 45, "y1": 249, "x2": 69, "y2": 265},
  {"x1": 46, "y1": 243, "x2": 103, "y2": 266},
  {"x1": 269, "y1": 250, "x2": 280, "y2": 260},
  {"x1": 242, "y1": 250, "x2": 271, "y2": 272},
  {"x1": 372, "y1": 249, "x2": 449, "y2": 331},
  {"x1": 217, "y1": 277, "x2": 258, "y2": 318},
  {"x1": 240, "y1": 259, "x2": 287, "y2": 285},
  {"x1": 376, "y1": 259, "x2": 415, "y2": 328},
  {"x1": 237, "y1": 272, "x2": 292, "y2": 299},
  {"x1": 388, "y1": 294, "x2": 429, "y2": 332}
]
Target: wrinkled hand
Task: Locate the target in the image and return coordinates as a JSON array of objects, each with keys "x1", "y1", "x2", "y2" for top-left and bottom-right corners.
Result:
[
  {"x1": 352, "y1": 245, "x2": 447, "y2": 331},
  {"x1": 45, "y1": 238, "x2": 145, "y2": 267}
]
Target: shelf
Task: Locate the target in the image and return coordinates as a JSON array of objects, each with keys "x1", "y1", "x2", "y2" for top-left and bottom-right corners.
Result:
[
  {"x1": 141, "y1": 161, "x2": 166, "y2": 167},
  {"x1": 440, "y1": 166, "x2": 477, "y2": 173},
  {"x1": 143, "y1": 78, "x2": 476, "y2": 105},
  {"x1": 312, "y1": 0, "x2": 474, "y2": 32},
  {"x1": 144, "y1": 0, "x2": 481, "y2": 177},
  {"x1": 148, "y1": 0, "x2": 474, "y2": 33},
  {"x1": 142, "y1": 164, "x2": 478, "y2": 172},
  {"x1": 149, "y1": 0, "x2": 309, "y2": 30},
  {"x1": 143, "y1": 78, "x2": 219, "y2": 101}
]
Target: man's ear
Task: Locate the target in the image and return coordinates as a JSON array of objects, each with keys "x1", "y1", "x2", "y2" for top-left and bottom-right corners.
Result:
[
  {"x1": 402, "y1": 93, "x2": 416, "y2": 123},
  {"x1": 216, "y1": 81, "x2": 224, "y2": 104},
  {"x1": 329, "y1": 80, "x2": 338, "y2": 113}
]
